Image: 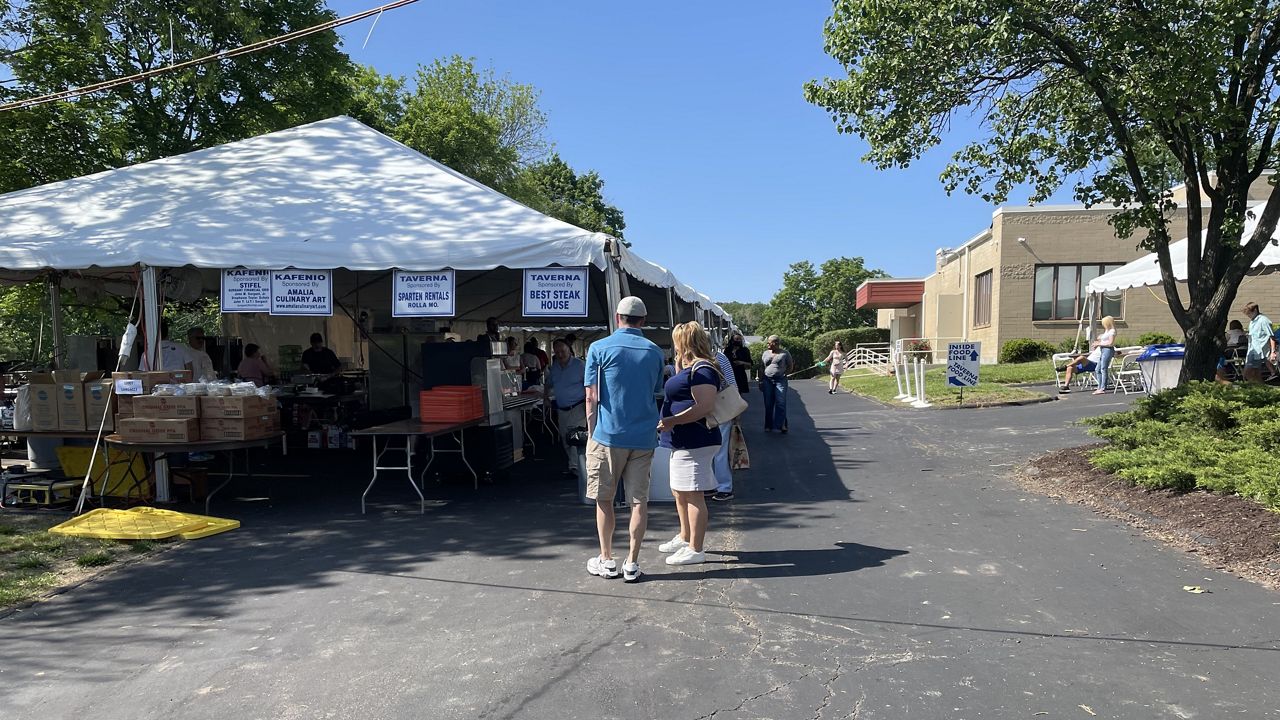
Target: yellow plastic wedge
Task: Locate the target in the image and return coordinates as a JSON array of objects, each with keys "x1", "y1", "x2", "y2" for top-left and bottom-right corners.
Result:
[{"x1": 48, "y1": 507, "x2": 240, "y2": 541}]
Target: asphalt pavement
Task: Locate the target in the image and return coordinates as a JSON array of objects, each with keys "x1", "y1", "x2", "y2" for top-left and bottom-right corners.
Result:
[{"x1": 1, "y1": 382, "x2": 1278, "y2": 719}]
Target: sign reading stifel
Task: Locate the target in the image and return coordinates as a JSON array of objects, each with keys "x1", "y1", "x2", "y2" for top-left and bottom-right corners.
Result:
[
  {"x1": 393, "y1": 270, "x2": 455, "y2": 317},
  {"x1": 220, "y1": 269, "x2": 272, "y2": 313},
  {"x1": 522, "y1": 267, "x2": 588, "y2": 317}
]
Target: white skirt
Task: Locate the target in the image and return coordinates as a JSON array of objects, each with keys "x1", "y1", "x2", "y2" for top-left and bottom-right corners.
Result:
[{"x1": 668, "y1": 445, "x2": 719, "y2": 492}]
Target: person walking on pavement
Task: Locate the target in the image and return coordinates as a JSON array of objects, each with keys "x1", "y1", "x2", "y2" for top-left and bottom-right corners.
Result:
[
  {"x1": 726, "y1": 333, "x2": 752, "y2": 395},
  {"x1": 709, "y1": 345, "x2": 737, "y2": 502},
  {"x1": 760, "y1": 335, "x2": 794, "y2": 433},
  {"x1": 821, "y1": 341, "x2": 846, "y2": 394},
  {"x1": 584, "y1": 297, "x2": 666, "y2": 583},
  {"x1": 545, "y1": 338, "x2": 586, "y2": 479},
  {"x1": 657, "y1": 322, "x2": 723, "y2": 565}
]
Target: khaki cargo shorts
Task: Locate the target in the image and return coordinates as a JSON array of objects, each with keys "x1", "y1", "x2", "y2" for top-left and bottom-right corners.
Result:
[{"x1": 585, "y1": 438, "x2": 653, "y2": 505}]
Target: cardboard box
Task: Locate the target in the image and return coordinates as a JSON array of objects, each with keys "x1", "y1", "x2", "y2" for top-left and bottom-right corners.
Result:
[
  {"x1": 57, "y1": 381, "x2": 86, "y2": 432},
  {"x1": 26, "y1": 374, "x2": 60, "y2": 432},
  {"x1": 131, "y1": 395, "x2": 201, "y2": 419},
  {"x1": 83, "y1": 378, "x2": 115, "y2": 431},
  {"x1": 307, "y1": 430, "x2": 323, "y2": 449},
  {"x1": 199, "y1": 395, "x2": 274, "y2": 419},
  {"x1": 116, "y1": 394, "x2": 135, "y2": 418},
  {"x1": 116, "y1": 417, "x2": 200, "y2": 443},
  {"x1": 112, "y1": 371, "x2": 191, "y2": 393},
  {"x1": 199, "y1": 414, "x2": 274, "y2": 441}
]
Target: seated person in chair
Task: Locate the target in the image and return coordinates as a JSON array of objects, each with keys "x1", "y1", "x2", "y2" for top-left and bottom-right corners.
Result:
[{"x1": 1058, "y1": 347, "x2": 1101, "y2": 393}]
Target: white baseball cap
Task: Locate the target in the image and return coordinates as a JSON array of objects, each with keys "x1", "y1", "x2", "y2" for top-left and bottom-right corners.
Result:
[{"x1": 616, "y1": 296, "x2": 647, "y2": 317}]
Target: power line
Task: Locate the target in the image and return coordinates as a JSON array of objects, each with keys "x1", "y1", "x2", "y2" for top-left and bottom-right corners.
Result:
[{"x1": 0, "y1": 0, "x2": 420, "y2": 114}]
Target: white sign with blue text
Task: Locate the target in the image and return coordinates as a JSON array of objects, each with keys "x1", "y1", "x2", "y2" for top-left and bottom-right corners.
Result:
[
  {"x1": 947, "y1": 342, "x2": 982, "y2": 387},
  {"x1": 269, "y1": 270, "x2": 333, "y2": 316},
  {"x1": 393, "y1": 270, "x2": 455, "y2": 317},
  {"x1": 220, "y1": 269, "x2": 272, "y2": 313},
  {"x1": 523, "y1": 267, "x2": 589, "y2": 317}
]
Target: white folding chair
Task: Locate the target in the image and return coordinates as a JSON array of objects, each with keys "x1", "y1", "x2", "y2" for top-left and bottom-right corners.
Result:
[{"x1": 1112, "y1": 352, "x2": 1146, "y2": 395}]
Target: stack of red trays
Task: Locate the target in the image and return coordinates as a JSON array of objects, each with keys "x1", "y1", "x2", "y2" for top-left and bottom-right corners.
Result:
[{"x1": 419, "y1": 385, "x2": 484, "y2": 424}]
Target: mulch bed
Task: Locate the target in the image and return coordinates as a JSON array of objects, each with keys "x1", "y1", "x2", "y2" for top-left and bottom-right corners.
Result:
[{"x1": 1018, "y1": 445, "x2": 1280, "y2": 591}]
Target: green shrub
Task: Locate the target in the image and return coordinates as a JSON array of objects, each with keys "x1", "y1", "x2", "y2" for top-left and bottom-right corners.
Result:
[
  {"x1": 1137, "y1": 331, "x2": 1178, "y2": 345},
  {"x1": 999, "y1": 339, "x2": 1057, "y2": 363},
  {"x1": 1085, "y1": 381, "x2": 1280, "y2": 508},
  {"x1": 1056, "y1": 337, "x2": 1086, "y2": 354},
  {"x1": 810, "y1": 327, "x2": 890, "y2": 360}
]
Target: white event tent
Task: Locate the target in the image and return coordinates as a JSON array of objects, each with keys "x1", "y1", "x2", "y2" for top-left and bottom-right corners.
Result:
[
  {"x1": 1087, "y1": 202, "x2": 1280, "y2": 294},
  {"x1": 0, "y1": 115, "x2": 732, "y2": 368}
]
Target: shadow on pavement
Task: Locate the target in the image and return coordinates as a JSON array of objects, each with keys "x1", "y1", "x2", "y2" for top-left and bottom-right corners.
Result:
[{"x1": 661, "y1": 541, "x2": 907, "y2": 581}]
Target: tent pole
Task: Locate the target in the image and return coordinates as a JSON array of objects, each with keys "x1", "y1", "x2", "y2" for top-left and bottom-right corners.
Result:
[
  {"x1": 604, "y1": 254, "x2": 622, "y2": 333},
  {"x1": 47, "y1": 273, "x2": 64, "y2": 370},
  {"x1": 141, "y1": 265, "x2": 172, "y2": 503},
  {"x1": 666, "y1": 288, "x2": 676, "y2": 330}
]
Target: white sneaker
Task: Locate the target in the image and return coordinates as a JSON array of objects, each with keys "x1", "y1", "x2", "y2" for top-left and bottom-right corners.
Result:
[
  {"x1": 587, "y1": 556, "x2": 619, "y2": 578},
  {"x1": 665, "y1": 546, "x2": 706, "y2": 565},
  {"x1": 658, "y1": 535, "x2": 689, "y2": 554},
  {"x1": 622, "y1": 562, "x2": 642, "y2": 583}
]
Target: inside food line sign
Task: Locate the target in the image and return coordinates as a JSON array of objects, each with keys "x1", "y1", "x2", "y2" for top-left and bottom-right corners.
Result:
[
  {"x1": 220, "y1": 269, "x2": 333, "y2": 316},
  {"x1": 522, "y1": 267, "x2": 589, "y2": 317},
  {"x1": 946, "y1": 341, "x2": 981, "y2": 387}
]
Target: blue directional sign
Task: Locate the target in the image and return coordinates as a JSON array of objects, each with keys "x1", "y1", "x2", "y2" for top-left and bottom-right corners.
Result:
[{"x1": 947, "y1": 342, "x2": 982, "y2": 387}]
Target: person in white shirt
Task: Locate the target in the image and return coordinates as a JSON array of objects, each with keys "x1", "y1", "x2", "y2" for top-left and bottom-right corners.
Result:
[
  {"x1": 186, "y1": 327, "x2": 216, "y2": 381},
  {"x1": 1092, "y1": 316, "x2": 1118, "y2": 394},
  {"x1": 141, "y1": 319, "x2": 192, "y2": 373}
]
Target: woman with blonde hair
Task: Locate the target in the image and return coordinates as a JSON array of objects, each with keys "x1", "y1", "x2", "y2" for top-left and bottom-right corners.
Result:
[
  {"x1": 656, "y1": 321, "x2": 722, "y2": 566},
  {"x1": 1093, "y1": 315, "x2": 1117, "y2": 394}
]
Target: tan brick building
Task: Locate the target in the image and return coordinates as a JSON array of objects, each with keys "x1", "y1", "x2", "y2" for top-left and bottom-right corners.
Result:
[{"x1": 860, "y1": 176, "x2": 1280, "y2": 363}]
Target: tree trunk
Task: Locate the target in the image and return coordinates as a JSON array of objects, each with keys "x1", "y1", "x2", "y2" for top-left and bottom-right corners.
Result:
[{"x1": 1180, "y1": 318, "x2": 1225, "y2": 383}]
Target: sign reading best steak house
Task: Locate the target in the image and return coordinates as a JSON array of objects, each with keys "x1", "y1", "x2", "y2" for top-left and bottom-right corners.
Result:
[
  {"x1": 522, "y1": 267, "x2": 588, "y2": 317},
  {"x1": 269, "y1": 270, "x2": 333, "y2": 316}
]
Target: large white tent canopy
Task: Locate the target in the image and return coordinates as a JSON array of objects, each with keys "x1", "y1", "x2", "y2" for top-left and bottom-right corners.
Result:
[
  {"x1": 0, "y1": 115, "x2": 729, "y2": 321},
  {"x1": 1088, "y1": 201, "x2": 1280, "y2": 294}
]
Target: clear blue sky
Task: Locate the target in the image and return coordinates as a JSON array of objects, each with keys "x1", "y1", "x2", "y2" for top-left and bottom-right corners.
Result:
[{"x1": 330, "y1": 0, "x2": 1072, "y2": 304}]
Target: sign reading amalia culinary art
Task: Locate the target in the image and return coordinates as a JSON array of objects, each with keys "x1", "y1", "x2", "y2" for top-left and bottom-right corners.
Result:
[
  {"x1": 392, "y1": 270, "x2": 456, "y2": 317},
  {"x1": 522, "y1": 267, "x2": 588, "y2": 317},
  {"x1": 269, "y1": 270, "x2": 333, "y2": 316}
]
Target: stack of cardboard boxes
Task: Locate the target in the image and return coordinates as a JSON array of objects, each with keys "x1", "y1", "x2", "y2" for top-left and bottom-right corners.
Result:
[
  {"x1": 26, "y1": 371, "x2": 124, "y2": 433},
  {"x1": 108, "y1": 371, "x2": 280, "y2": 444}
]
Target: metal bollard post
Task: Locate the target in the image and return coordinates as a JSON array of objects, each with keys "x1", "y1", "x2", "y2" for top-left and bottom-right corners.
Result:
[
  {"x1": 912, "y1": 358, "x2": 932, "y2": 408},
  {"x1": 900, "y1": 355, "x2": 916, "y2": 403},
  {"x1": 893, "y1": 353, "x2": 907, "y2": 399}
]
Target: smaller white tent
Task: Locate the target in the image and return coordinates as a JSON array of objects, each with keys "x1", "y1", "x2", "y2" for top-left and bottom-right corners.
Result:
[{"x1": 1088, "y1": 202, "x2": 1280, "y2": 293}]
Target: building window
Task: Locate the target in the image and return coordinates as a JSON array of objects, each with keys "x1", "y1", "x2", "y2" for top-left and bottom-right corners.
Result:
[
  {"x1": 1033, "y1": 263, "x2": 1124, "y2": 321},
  {"x1": 973, "y1": 270, "x2": 992, "y2": 327}
]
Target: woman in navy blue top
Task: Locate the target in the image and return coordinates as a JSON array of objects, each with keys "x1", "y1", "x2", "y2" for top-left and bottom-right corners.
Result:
[{"x1": 656, "y1": 321, "x2": 722, "y2": 566}]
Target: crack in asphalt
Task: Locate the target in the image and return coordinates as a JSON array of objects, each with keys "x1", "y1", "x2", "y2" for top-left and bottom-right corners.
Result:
[{"x1": 690, "y1": 668, "x2": 817, "y2": 720}]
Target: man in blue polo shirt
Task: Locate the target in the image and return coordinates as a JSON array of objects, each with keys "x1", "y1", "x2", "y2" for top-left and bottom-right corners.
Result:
[
  {"x1": 584, "y1": 296, "x2": 665, "y2": 583},
  {"x1": 545, "y1": 338, "x2": 586, "y2": 479}
]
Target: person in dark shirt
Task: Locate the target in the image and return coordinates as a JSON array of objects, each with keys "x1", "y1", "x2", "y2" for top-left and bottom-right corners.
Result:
[
  {"x1": 477, "y1": 317, "x2": 502, "y2": 344},
  {"x1": 301, "y1": 332, "x2": 341, "y2": 375},
  {"x1": 726, "y1": 333, "x2": 752, "y2": 395}
]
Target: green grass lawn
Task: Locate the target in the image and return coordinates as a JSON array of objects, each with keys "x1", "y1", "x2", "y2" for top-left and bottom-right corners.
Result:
[
  {"x1": 841, "y1": 361, "x2": 1055, "y2": 408},
  {"x1": 0, "y1": 514, "x2": 156, "y2": 608}
]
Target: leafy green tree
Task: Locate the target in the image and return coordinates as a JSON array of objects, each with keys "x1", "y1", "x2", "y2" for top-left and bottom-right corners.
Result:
[
  {"x1": 760, "y1": 261, "x2": 821, "y2": 339},
  {"x1": 517, "y1": 154, "x2": 626, "y2": 238},
  {"x1": 3, "y1": 0, "x2": 353, "y2": 186},
  {"x1": 805, "y1": 0, "x2": 1280, "y2": 381},
  {"x1": 719, "y1": 301, "x2": 769, "y2": 335},
  {"x1": 343, "y1": 65, "x2": 406, "y2": 135},
  {"x1": 394, "y1": 55, "x2": 548, "y2": 191},
  {"x1": 814, "y1": 256, "x2": 887, "y2": 330}
]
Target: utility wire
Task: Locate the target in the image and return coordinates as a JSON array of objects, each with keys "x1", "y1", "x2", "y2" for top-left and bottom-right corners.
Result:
[{"x1": 0, "y1": 0, "x2": 420, "y2": 114}]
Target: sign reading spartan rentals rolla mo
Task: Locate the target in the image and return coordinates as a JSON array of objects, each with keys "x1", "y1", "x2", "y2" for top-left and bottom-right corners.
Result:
[
  {"x1": 393, "y1": 270, "x2": 455, "y2": 317},
  {"x1": 522, "y1": 267, "x2": 588, "y2": 317},
  {"x1": 269, "y1": 270, "x2": 333, "y2": 316}
]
